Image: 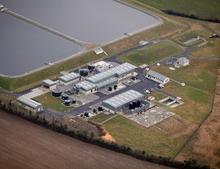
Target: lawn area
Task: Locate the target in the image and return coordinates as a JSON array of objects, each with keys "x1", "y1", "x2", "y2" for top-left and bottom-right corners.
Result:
[
  {"x1": 90, "y1": 113, "x2": 115, "y2": 124},
  {"x1": 119, "y1": 40, "x2": 183, "y2": 66},
  {"x1": 34, "y1": 93, "x2": 71, "y2": 112},
  {"x1": 104, "y1": 115, "x2": 188, "y2": 157},
  {"x1": 153, "y1": 59, "x2": 218, "y2": 93},
  {"x1": 152, "y1": 52, "x2": 218, "y2": 123},
  {"x1": 136, "y1": 0, "x2": 220, "y2": 21}
]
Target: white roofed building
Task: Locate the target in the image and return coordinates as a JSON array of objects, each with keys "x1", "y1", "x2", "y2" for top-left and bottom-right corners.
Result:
[
  {"x1": 75, "y1": 62, "x2": 136, "y2": 94},
  {"x1": 42, "y1": 79, "x2": 57, "y2": 90},
  {"x1": 174, "y1": 57, "x2": 190, "y2": 68},
  {"x1": 146, "y1": 70, "x2": 170, "y2": 85},
  {"x1": 102, "y1": 90, "x2": 144, "y2": 112},
  {"x1": 59, "y1": 72, "x2": 80, "y2": 85},
  {"x1": 17, "y1": 96, "x2": 43, "y2": 112}
]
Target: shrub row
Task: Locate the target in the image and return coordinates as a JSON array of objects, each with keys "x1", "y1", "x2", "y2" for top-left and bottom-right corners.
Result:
[{"x1": 162, "y1": 9, "x2": 220, "y2": 23}]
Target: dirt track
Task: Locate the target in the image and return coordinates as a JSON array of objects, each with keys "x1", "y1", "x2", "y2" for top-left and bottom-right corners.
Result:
[{"x1": 0, "y1": 111, "x2": 171, "y2": 169}]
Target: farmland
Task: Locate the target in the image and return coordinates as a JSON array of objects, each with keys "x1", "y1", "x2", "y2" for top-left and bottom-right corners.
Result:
[
  {"x1": 0, "y1": 110, "x2": 171, "y2": 169},
  {"x1": 135, "y1": 0, "x2": 220, "y2": 21}
]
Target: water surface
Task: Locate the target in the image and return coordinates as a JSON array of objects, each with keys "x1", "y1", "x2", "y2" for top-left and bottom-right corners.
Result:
[{"x1": 0, "y1": 0, "x2": 160, "y2": 76}]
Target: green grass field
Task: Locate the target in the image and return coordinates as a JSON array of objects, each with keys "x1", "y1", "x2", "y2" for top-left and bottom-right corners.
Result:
[
  {"x1": 153, "y1": 59, "x2": 218, "y2": 93},
  {"x1": 104, "y1": 115, "x2": 187, "y2": 157},
  {"x1": 119, "y1": 40, "x2": 183, "y2": 66},
  {"x1": 90, "y1": 113, "x2": 115, "y2": 124},
  {"x1": 136, "y1": 0, "x2": 220, "y2": 21},
  {"x1": 34, "y1": 93, "x2": 71, "y2": 112},
  {"x1": 152, "y1": 54, "x2": 218, "y2": 123}
]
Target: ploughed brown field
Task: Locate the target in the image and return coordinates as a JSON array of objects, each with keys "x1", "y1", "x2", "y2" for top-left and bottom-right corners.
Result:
[{"x1": 0, "y1": 111, "x2": 171, "y2": 169}]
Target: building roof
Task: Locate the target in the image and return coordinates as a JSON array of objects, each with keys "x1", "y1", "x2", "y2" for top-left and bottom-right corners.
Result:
[
  {"x1": 93, "y1": 47, "x2": 104, "y2": 55},
  {"x1": 176, "y1": 57, "x2": 189, "y2": 64},
  {"x1": 17, "y1": 96, "x2": 42, "y2": 109},
  {"x1": 87, "y1": 62, "x2": 136, "y2": 83},
  {"x1": 96, "y1": 77, "x2": 118, "y2": 89},
  {"x1": 59, "y1": 72, "x2": 80, "y2": 83},
  {"x1": 146, "y1": 70, "x2": 169, "y2": 82},
  {"x1": 42, "y1": 79, "x2": 56, "y2": 86},
  {"x1": 103, "y1": 90, "x2": 143, "y2": 109},
  {"x1": 76, "y1": 80, "x2": 96, "y2": 91}
]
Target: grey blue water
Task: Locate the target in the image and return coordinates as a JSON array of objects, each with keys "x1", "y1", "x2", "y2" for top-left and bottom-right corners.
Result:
[{"x1": 0, "y1": 0, "x2": 160, "y2": 76}]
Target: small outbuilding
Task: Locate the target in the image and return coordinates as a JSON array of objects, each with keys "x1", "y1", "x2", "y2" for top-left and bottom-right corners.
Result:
[
  {"x1": 146, "y1": 70, "x2": 170, "y2": 85},
  {"x1": 174, "y1": 57, "x2": 189, "y2": 68},
  {"x1": 42, "y1": 79, "x2": 56, "y2": 90},
  {"x1": 93, "y1": 47, "x2": 104, "y2": 55}
]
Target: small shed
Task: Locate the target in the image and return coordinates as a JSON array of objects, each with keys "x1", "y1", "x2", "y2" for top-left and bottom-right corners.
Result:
[
  {"x1": 174, "y1": 57, "x2": 190, "y2": 68},
  {"x1": 93, "y1": 47, "x2": 104, "y2": 55},
  {"x1": 42, "y1": 79, "x2": 56, "y2": 89}
]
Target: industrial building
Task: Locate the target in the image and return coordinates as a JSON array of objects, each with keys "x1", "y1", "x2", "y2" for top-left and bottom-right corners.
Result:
[
  {"x1": 102, "y1": 90, "x2": 145, "y2": 113},
  {"x1": 75, "y1": 80, "x2": 97, "y2": 94},
  {"x1": 17, "y1": 96, "x2": 43, "y2": 112},
  {"x1": 92, "y1": 61, "x2": 112, "y2": 72},
  {"x1": 146, "y1": 70, "x2": 170, "y2": 85},
  {"x1": 75, "y1": 62, "x2": 137, "y2": 94},
  {"x1": 87, "y1": 62, "x2": 136, "y2": 83},
  {"x1": 59, "y1": 72, "x2": 80, "y2": 85},
  {"x1": 42, "y1": 79, "x2": 56, "y2": 89}
]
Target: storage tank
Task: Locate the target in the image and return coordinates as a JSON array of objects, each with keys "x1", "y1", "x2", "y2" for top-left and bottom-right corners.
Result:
[{"x1": 51, "y1": 89, "x2": 62, "y2": 97}]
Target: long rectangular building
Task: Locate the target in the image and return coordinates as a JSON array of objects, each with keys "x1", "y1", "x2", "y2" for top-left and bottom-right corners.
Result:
[
  {"x1": 87, "y1": 62, "x2": 137, "y2": 83},
  {"x1": 17, "y1": 96, "x2": 43, "y2": 112},
  {"x1": 102, "y1": 90, "x2": 144, "y2": 112},
  {"x1": 146, "y1": 70, "x2": 170, "y2": 85},
  {"x1": 59, "y1": 72, "x2": 80, "y2": 85},
  {"x1": 75, "y1": 62, "x2": 136, "y2": 94}
]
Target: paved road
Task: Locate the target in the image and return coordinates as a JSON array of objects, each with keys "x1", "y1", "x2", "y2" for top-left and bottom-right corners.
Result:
[{"x1": 67, "y1": 72, "x2": 157, "y2": 116}]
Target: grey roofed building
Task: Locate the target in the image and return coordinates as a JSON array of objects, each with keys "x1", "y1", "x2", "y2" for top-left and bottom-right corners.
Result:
[
  {"x1": 174, "y1": 57, "x2": 190, "y2": 67},
  {"x1": 42, "y1": 79, "x2": 56, "y2": 87},
  {"x1": 102, "y1": 90, "x2": 144, "y2": 112},
  {"x1": 146, "y1": 70, "x2": 170, "y2": 85},
  {"x1": 59, "y1": 72, "x2": 80, "y2": 83},
  {"x1": 17, "y1": 96, "x2": 43, "y2": 112},
  {"x1": 75, "y1": 80, "x2": 96, "y2": 91},
  {"x1": 87, "y1": 62, "x2": 137, "y2": 83},
  {"x1": 96, "y1": 77, "x2": 118, "y2": 89}
]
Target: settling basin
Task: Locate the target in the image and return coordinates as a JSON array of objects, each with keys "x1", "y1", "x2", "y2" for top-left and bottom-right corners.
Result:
[{"x1": 0, "y1": 0, "x2": 161, "y2": 76}]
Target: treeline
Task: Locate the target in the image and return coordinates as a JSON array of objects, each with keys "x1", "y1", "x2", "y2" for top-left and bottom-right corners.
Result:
[
  {"x1": 162, "y1": 9, "x2": 220, "y2": 23},
  {"x1": 0, "y1": 98, "x2": 210, "y2": 169}
]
